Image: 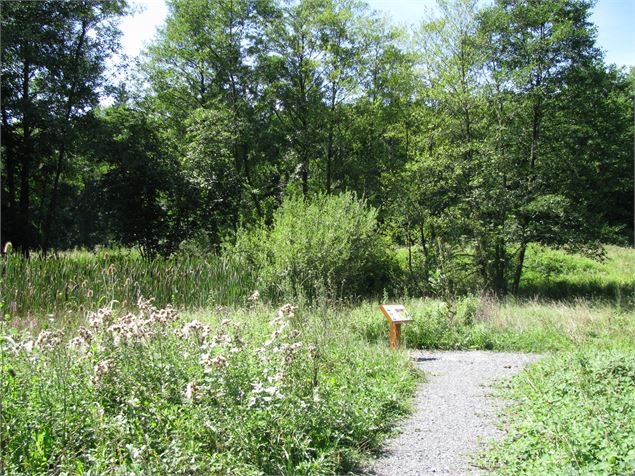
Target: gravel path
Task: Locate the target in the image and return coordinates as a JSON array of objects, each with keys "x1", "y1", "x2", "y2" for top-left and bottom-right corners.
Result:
[{"x1": 368, "y1": 351, "x2": 542, "y2": 476}]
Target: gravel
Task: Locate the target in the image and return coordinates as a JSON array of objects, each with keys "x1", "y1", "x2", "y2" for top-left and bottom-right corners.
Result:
[{"x1": 367, "y1": 351, "x2": 542, "y2": 476}]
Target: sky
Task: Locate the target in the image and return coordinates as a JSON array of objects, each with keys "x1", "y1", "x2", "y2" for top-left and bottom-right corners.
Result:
[{"x1": 119, "y1": 0, "x2": 635, "y2": 68}]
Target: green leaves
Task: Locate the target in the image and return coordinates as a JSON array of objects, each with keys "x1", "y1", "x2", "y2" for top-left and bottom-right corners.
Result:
[
  {"x1": 484, "y1": 350, "x2": 635, "y2": 474},
  {"x1": 234, "y1": 192, "x2": 397, "y2": 300},
  {"x1": 1, "y1": 301, "x2": 418, "y2": 474}
]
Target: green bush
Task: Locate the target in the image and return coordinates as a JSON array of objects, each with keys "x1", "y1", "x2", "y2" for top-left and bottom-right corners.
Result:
[{"x1": 234, "y1": 192, "x2": 398, "y2": 301}]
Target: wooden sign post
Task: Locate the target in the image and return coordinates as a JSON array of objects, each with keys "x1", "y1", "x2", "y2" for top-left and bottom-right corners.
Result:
[{"x1": 379, "y1": 304, "x2": 413, "y2": 350}]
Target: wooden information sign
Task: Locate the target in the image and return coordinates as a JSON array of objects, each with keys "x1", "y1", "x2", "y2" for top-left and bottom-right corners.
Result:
[{"x1": 379, "y1": 304, "x2": 413, "y2": 350}]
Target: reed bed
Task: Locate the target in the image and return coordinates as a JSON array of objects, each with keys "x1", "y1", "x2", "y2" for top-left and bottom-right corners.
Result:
[{"x1": 0, "y1": 250, "x2": 256, "y2": 320}]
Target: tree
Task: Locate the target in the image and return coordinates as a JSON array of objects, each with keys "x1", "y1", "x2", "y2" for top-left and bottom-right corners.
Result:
[
  {"x1": 182, "y1": 105, "x2": 243, "y2": 249},
  {"x1": 480, "y1": 0, "x2": 609, "y2": 293},
  {"x1": 0, "y1": 0, "x2": 127, "y2": 254},
  {"x1": 84, "y1": 105, "x2": 182, "y2": 256},
  {"x1": 143, "y1": 0, "x2": 279, "y2": 226}
]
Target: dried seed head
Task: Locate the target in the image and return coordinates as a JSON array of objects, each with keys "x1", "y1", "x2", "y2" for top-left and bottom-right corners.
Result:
[
  {"x1": 247, "y1": 290, "x2": 260, "y2": 304},
  {"x1": 92, "y1": 359, "x2": 115, "y2": 386},
  {"x1": 277, "y1": 303, "x2": 296, "y2": 320},
  {"x1": 34, "y1": 329, "x2": 64, "y2": 350},
  {"x1": 180, "y1": 320, "x2": 211, "y2": 339},
  {"x1": 184, "y1": 381, "x2": 199, "y2": 401}
]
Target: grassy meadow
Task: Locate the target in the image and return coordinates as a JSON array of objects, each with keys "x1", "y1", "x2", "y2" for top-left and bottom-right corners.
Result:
[{"x1": 1, "y1": 245, "x2": 634, "y2": 474}]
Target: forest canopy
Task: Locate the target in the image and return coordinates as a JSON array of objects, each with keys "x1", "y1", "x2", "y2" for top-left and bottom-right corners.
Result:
[{"x1": 1, "y1": 0, "x2": 633, "y2": 296}]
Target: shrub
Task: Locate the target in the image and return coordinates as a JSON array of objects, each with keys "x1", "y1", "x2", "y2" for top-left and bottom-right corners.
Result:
[{"x1": 234, "y1": 192, "x2": 398, "y2": 301}]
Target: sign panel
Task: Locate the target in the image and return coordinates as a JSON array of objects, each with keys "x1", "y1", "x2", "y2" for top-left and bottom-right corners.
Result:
[{"x1": 379, "y1": 304, "x2": 413, "y2": 323}]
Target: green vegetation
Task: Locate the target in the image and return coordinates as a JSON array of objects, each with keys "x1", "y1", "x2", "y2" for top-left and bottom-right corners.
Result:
[
  {"x1": 520, "y1": 244, "x2": 635, "y2": 302},
  {"x1": 1, "y1": 245, "x2": 634, "y2": 474},
  {"x1": 234, "y1": 192, "x2": 397, "y2": 301},
  {"x1": 482, "y1": 350, "x2": 635, "y2": 475},
  {"x1": 1, "y1": 0, "x2": 634, "y2": 472},
  {"x1": 2, "y1": 0, "x2": 632, "y2": 300},
  {"x1": 1, "y1": 300, "x2": 418, "y2": 474},
  {"x1": 0, "y1": 250, "x2": 255, "y2": 320}
]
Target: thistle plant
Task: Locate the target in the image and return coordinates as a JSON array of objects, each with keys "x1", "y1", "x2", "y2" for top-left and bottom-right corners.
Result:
[{"x1": 1, "y1": 298, "x2": 417, "y2": 475}]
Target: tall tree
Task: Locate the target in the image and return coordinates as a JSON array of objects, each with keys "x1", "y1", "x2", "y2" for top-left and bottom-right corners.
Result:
[
  {"x1": 0, "y1": 0, "x2": 127, "y2": 254},
  {"x1": 480, "y1": 0, "x2": 607, "y2": 293}
]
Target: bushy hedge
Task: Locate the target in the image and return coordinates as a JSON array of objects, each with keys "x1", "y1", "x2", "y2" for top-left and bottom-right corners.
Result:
[{"x1": 234, "y1": 192, "x2": 398, "y2": 301}]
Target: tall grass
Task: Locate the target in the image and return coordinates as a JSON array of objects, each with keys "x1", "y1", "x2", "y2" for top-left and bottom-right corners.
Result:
[
  {"x1": 0, "y1": 250, "x2": 256, "y2": 321},
  {"x1": 519, "y1": 244, "x2": 635, "y2": 303}
]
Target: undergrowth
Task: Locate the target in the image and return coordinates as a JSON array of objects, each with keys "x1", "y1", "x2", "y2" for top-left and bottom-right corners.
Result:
[
  {"x1": 481, "y1": 350, "x2": 635, "y2": 475},
  {"x1": 0, "y1": 299, "x2": 418, "y2": 475}
]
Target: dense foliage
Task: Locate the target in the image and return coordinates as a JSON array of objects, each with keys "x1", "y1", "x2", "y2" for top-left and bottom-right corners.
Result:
[
  {"x1": 483, "y1": 350, "x2": 635, "y2": 474},
  {"x1": 1, "y1": 0, "x2": 632, "y2": 296},
  {"x1": 1, "y1": 246, "x2": 634, "y2": 473},
  {"x1": 1, "y1": 300, "x2": 418, "y2": 474},
  {"x1": 234, "y1": 192, "x2": 396, "y2": 300}
]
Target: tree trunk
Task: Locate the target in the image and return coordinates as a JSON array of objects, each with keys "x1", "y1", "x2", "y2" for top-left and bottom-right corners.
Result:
[
  {"x1": 511, "y1": 239, "x2": 527, "y2": 295},
  {"x1": 419, "y1": 222, "x2": 430, "y2": 292},
  {"x1": 18, "y1": 55, "x2": 32, "y2": 257},
  {"x1": 493, "y1": 238, "x2": 508, "y2": 296}
]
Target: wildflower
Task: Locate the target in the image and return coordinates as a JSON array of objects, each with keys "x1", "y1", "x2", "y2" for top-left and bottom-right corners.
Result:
[
  {"x1": 150, "y1": 305, "x2": 178, "y2": 325},
  {"x1": 270, "y1": 371, "x2": 285, "y2": 384},
  {"x1": 200, "y1": 353, "x2": 228, "y2": 372},
  {"x1": 78, "y1": 326, "x2": 93, "y2": 342},
  {"x1": 88, "y1": 307, "x2": 112, "y2": 329},
  {"x1": 251, "y1": 381, "x2": 283, "y2": 402},
  {"x1": 68, "y1": 336, "x2": 87, "y2": 351},
  {"x1": 92, "y1": 359, "x2": 114, "y2": 386},
  {"x1": 184, "y1": 381, "x2": 199, "y2": 402},
  {"x1": 277, "y1": 303, "x2": 296, "y2": 320},
  {"x1": 2, "y1": 335, "x2": 19, "y2": 355},
  {"x1": 270, "y1": 321, "x2": 288, "y2": 341},
  {"x1": 214, "y1": 304, "x2": 230, "y2": 316},
  {"x1": 248, "y1": 290, "x2": 260, "y2": 305},
  {"x1": 68, "y1": 327, "x2": 93, "y2": 351},
  {"x1": 180, "y1": 320, "x2": 211, "y2": 339},
  {"x1": 22, "y1": 339, "x2": 34, "y2": 353},
  {"x1": 137, "y1": 296, "x2": 156, "y2": 315},
  {"x1": 34, "y1": 329, "x2": 64, "y2": 350}
]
